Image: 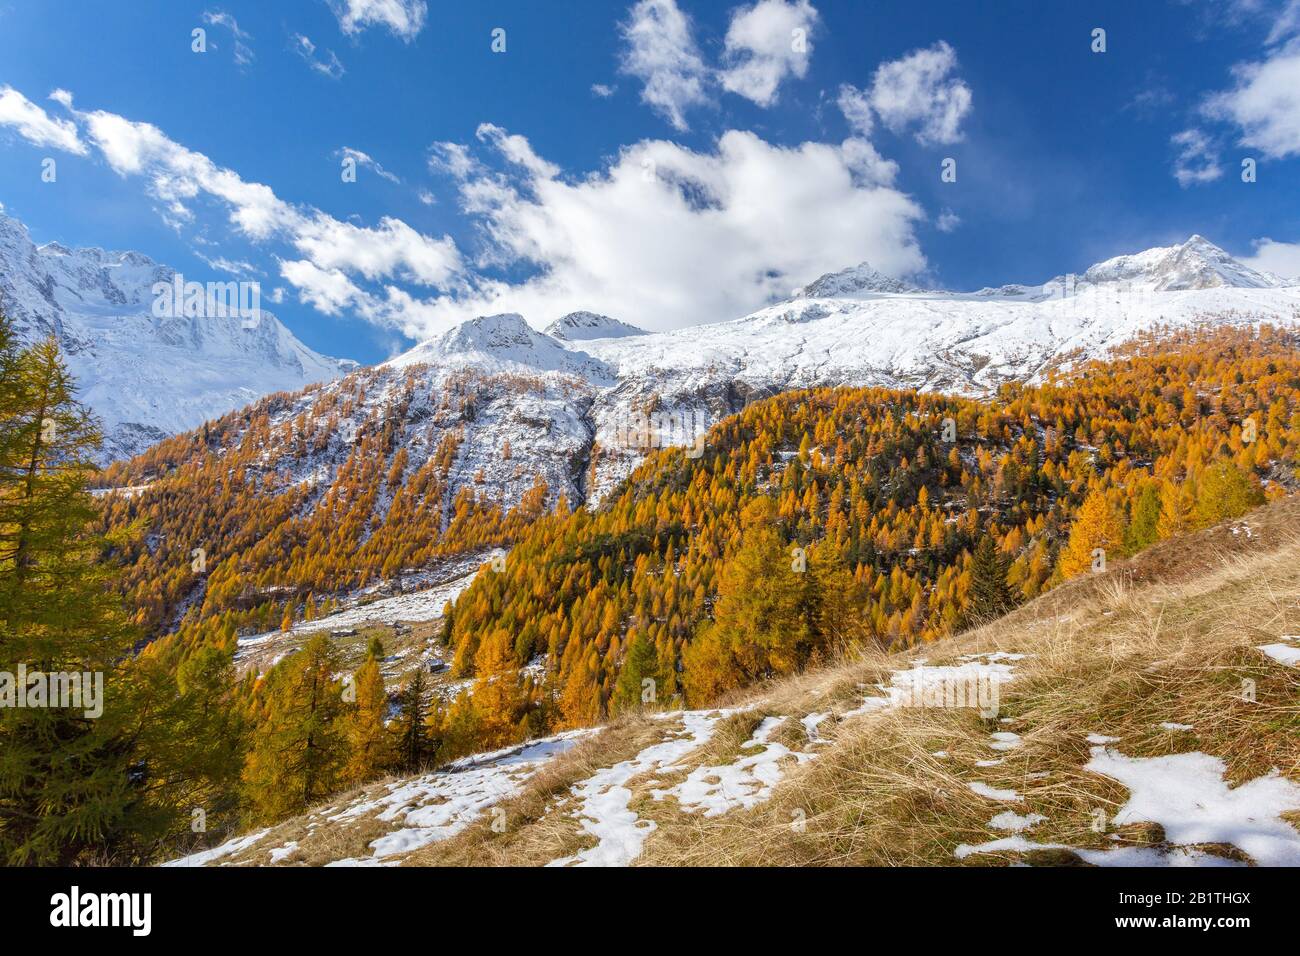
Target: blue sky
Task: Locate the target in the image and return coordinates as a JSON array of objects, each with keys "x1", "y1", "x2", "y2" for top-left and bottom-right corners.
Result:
[{"x1": 1, "y1": 0, "x2": 1299, "y2": 365}]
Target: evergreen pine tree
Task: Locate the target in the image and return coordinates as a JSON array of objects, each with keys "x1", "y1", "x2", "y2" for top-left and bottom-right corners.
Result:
[
  {"x1": 0, "y1": 328, "x2": 139, "y2": 863},
  {"x1": 393, "y1": 669, "x2": 433, "y2": 773},
  {"x1": 341, "y1": 653, "x2": 395, "y2": 784},
  {"x1": 241, "y1": 635, "x2": 346, "y2": 822},
  {"x1": 966, "y1": 533, "x2": 1013, "y2": 624},
  {"x1": 1124, "y1": 480, "x2": 1163, "y2": 553},
  {"x1": 1192, "y1": 460, "x2": 1264, "y2": 529},
  {"x1": 611, "y1": 630, "x2": 661, "y2": 714}
]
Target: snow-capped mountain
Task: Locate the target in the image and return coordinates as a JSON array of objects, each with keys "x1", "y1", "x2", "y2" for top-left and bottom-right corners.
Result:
[
  {"x1": 0, "y1": 209, "x2": 355, "y2": 463},
  {"x1": 543, "y1": 311, "x2": 647, "y2": 342},
  {"x1": 387, "y1": 312, "x2": 614, "y2": 383},
  {"x1": 569, "y1": 235, "x2": 1300, "y2": 496},
  {"x1": 1053, "y1": 234, "x2": 1286, "y2": 293},
  {"x1": 793, "y1": 261, "x2": 924, "y2": 297},
  {"x1": 108, "y1": 234, "x2": 1300, "y2": 514}
]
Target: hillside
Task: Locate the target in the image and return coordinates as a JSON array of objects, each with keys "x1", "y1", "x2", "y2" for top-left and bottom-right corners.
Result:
[
  {"x1": 165, "y1": 493, "x2": 1300, "y2": 867},
  {"x1": 98, "y1": 322, "x2": 1300, "y2": 649},
  {"x1": 136, "y1": 324, "x2": 1300, "y2": 864}
]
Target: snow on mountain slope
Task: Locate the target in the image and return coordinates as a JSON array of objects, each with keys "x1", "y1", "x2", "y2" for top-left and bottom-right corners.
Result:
[
  {"x1": 585, "y1": 280, "x2": 1300, "y2": 395},
  {"x1": 575, "y1": 236, "x2": 1300, "y2": 497},
  {"x1": 543, "y1": 311, "x2": 647, "y2": 342},
  {"x1": 0, "y1": 209, "x2": 355, "y2": 463},
  {"x1": 107, "y1": 234, "x2": 1300, "y2": 523},
  {"x1": 386, "y1": 312, "x2": 614, "y2": 383},
  {"x1": 1053, "y1": 234, "x2": 1288, "y2": 293},
  {"x1": 793, "y1": 261, "x2": 925, "y2": 297}
]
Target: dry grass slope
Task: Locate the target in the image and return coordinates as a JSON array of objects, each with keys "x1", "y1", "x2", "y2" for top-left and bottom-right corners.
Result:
[
  {"x1": 418, "y1": 499, "x2": 1300, "y2": 866},
  {"x1": 185, "y1": 498, "x2": 1300, "y2": 867}
]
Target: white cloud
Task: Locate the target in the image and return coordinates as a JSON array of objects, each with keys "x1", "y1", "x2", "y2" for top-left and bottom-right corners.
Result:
[
  {"x1": 291, "y1": 214, "x2": 459, "y2": 286},
  {"x1": 836, "y1": 83, "x2": 874, "y2": 137},
  {"x1": 935, "y1": 209, "x2": 961, "y2": 232},
  {"x1": 1267, "y1": 0, "x2": 1300, "y2": 44},
  {"x1": 1240, "y1": 237, "x2": 1300, "y2": 278},
  {"x1": 860, "y1": 40, "x2": 972, "y2": 146},
  {"x1": 618, "y1": 0, "x2": 711, "y2": 131},
  {"x1": 1171, "y1": 128, "x2": 1224, "y2": 186},
  {"x1": 837, "y1": 137, "x2": 899, "y2": 185},
  {"x1": 0, "y1": 86, "x2": 86, "y2": 154},
  {"x1": 328, "y1": 0, "x2": 427, "y2": 41},
  {"x1": 617, "y1": 0, "x2": 821, "y2": 126},
  {"x1": 428, "y1": 141, "x2": 479, "y2": 179},
  {"x1": 337, "y1": 146, "x2": 400, "y2": 183},
  {"x1": 53, "y1": 91, "x2": 462, "y2": 319},
  {"x1": 1205, "y1": 41, "x2": 1300, "y2": 158},
  {"x1": 292, "y1": 34, "x2": 345, "y2": 79},
  {"x1": 417, "y1": 127, "x2": 925, "y2": 336},
  {"x1": 203, "y1": 10, "x2": 254, "y2": 67},
  {"x1": 21, "y1": 86, "x2": 926, "y2": 342},
  {"x1": 591, "y1": 83, "x2": 617, "y2": 98},
  {"x1": 475, "y1": 123, "x2": 560, "y2": 179},
  {"x1": 279, "y1": 259, "x2": 368, "y2": 315},
  {"x1": 197, "y1": 253, "x2": 260, "y2": 275},
  {"x1": 719, "y1": 0, "x2": 819, "y2": 107},
  {"x1": 1201, "y1": 4, "x2": 1300, "y2": 159},
  {"x1": 80, "y1": 107, "x2": 294, "y2": 237}
]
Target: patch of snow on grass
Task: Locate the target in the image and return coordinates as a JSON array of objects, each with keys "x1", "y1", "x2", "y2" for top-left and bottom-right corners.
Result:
[
  {"x1": 801, "y1": 712, "x2": 830, "y2": 743},
  {"x1": 162, "y1": 828, "x2": 271, "y2": 867},
  {"x1": 1074, "y1": 845, "x2": 1243, "y2": 867},
  {"x1": 955, "y1": 835, "x2": 1062, "y2": 859},
  {"x1": 1258, "y1": 643, "x2": 1300, "y2": 667},
  {"x1": 989, "y1": 811, "x2": 1046, "y2": 832},
  {"x1": 1086, "y1": 747, "x2": 1300, "y2": 866},
  {"x1": 968, "y1": 782, "x2": 1023, "y2": 802},
  {"x1": 955, "y1": 837, "x2": 1240, "y2": 866},
  {"x1": 653, "y1": 716, "x2": 816, "y2": 818},
  {"x1": 841, "y1": 657, "x2": 1022, "y2": 718},
  {"x1": 329, "y1": 730, "x2": 591, "y2": 862},
  {"x1": 268, "y1": 842, "x2": 299, "y2": 864},
  {"x1": 547, "y1": 710, "x2": 735, "y2": 868}
]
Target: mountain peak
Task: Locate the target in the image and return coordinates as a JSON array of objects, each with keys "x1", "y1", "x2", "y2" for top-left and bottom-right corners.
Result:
[
  {"x1": 794, "y1": 262, "x2": 923, "y2": 298},
  {"x1": 448, "y1": 311, "x2": 535, "y2": 341},
  {"x1": 544, "y1": 311, "x2": 647, "y2": 341},
  {"x1": 1066, "y1": 235, "x2": 1283, "y2": 292},
  {"x1": 387, "y1": 313, "x2": 615, "y2": 382}
]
